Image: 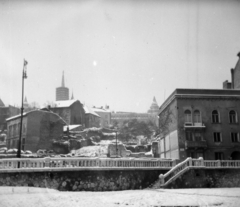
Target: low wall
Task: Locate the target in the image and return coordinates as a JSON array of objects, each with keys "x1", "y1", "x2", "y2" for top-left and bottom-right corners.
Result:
[
  {"x1": 0, "y1": 169, "x2": 167, "y2": 191},
  {"x1": 163, "y1": 169, "x2": 240, "y2": 188}
]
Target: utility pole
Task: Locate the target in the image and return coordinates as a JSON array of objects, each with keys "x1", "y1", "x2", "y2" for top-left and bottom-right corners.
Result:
[{"x1": 17, "y1": 59, "x2": 28, "y2": 162}]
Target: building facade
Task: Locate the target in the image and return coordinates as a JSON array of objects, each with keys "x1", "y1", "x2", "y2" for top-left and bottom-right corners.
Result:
[
  {"x1": 111, "y1": 97, "x2": 159, "y2": 126},
  {"x1": 83, "y1": 105, "x2": 100, "y2": 128},
  {"x1": 158, "y1": 89, "x2": 240, "y2": 161},
  {"x1": 51, "y1": 99, "x2": 85, "y2": 126},
  {"x1": 6, "y1": 109, "x2": 66, "y2": 152},
  {"x1": 56, "y1": 71, "x2": 69, "y2": 101},
  {"x1": 92, "y1": 106, "x2": 111, "y2": 128},
  {"x1": 0, "y1": 98, "x2": 20, "y2": 131}
]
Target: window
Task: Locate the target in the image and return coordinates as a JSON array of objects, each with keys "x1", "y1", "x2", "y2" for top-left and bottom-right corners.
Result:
[
  {"x1": 184, "y1": 110, "x2": 192, "y2": 123},
  {"x1": 188, "y1": 151, "x2": 195, "y2": 158},
  {"x1": 214, "y1": 132, "x2": 222, "y2": 142},
  {"x1": 212, "y1": 110, "x2": 220, "y2": 123},
  {"x1": 229, "y1": 110, "x2": 237, "y2": 124},
  {"x1": 18, "y1": 123, "x2": 20, "y2": 133},
  {"x1": 196, "y1": 152, "x2": 204, "y2": 159},
  {"x1": 194, "y1": 132, "x2": 202, "y2": 141},
  {"x1": 215, "y1": 152, "x2": 224, "y2": 160},
  {"x1": 186, "y1": 131, "x2": 193, "y2": 141},
  {"x1": 193, "y1": 110, "x2": 201, "y2": 123},
  {"x1": 231, "y1": 132, "x2": 239, "y2": 142}
]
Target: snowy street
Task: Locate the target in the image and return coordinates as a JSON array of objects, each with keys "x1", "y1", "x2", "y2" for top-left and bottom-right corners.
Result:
[{"x1": 0, "y1": 187, "x2": 240, "y2": 207}]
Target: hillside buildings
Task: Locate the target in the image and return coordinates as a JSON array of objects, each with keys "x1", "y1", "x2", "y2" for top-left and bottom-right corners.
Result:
[
  {"x1": 92, "y1": 106, "x2": 111, "y2": 128},
  {"x1": 83, "y1": 105, "x2": 100, "y2": 128},
  {"x1": 51, "y1": 100, "x2": 85, "y2": 126},
  {"x1": 111, "y1": 97, "x2": 159, "y2": 126},
  {"x1": 6, "y1": 109, "x2": 66, "y2": 152},
  {"x1": 158, "y1": 89, "x2": 240, "y2": 161},
  {"x1": 0, "y1": 98, "x2": 20, "y2": 131}
]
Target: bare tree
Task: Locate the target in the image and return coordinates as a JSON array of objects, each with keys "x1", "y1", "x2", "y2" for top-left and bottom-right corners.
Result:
[{"x1": 158, "y1": 107, "x2": 175, "y2": 137}]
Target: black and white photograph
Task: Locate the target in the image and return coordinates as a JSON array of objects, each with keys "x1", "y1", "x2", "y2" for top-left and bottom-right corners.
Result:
[{"x1": 0, "y1": 0, "x2": 240, "y2": 206}]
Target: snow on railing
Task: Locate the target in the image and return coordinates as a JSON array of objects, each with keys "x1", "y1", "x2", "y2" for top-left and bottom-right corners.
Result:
[
  {"x1": 0, "y1": 157, "x2": 174, "y2": 170},
  {"x1": 159, "y1": 158, "x2": 240, "y2": 187},
  {"x1": 159, "y1": 157, "x2": 194, "y2": 187}
]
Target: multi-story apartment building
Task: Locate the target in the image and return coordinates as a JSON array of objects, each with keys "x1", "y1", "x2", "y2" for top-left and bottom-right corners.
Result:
[{"x1": 158, "y1": 89, "x2": 240, "y2": 161}]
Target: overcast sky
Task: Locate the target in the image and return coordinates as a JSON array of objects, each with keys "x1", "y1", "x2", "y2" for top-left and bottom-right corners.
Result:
[{"x1": 1, "y1": 0, "x2": 240, "y2": 112}]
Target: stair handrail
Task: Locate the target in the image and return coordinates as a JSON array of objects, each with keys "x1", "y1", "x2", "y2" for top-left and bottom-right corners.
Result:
[
  {"x1": 159, "y1": 157, "x2": 191, "y2": 186},
  {"x1": 159, "y1": 157, "x2": 205, "y2": 187}
]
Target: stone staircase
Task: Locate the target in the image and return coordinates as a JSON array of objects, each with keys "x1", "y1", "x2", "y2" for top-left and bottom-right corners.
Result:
[{"x1": 149, "y1": 157, "x2": 204, "y2": 189}]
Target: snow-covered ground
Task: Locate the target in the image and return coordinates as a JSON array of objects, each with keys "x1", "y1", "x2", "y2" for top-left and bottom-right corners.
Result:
[{"x1": 0, "y1": 187, "x2": 240, "y2": 207}]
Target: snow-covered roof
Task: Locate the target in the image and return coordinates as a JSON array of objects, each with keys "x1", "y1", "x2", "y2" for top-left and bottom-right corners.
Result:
[
  {"x1": 54, "y1": 99, "x2": 78, "y2": 108},
  {"x1": 63, "y1": 125, "x2": 82, "y2": 132},
  {"x1": 6, "y1": 109, "x2": 67, "y2": 125},
  {"x1": 92, "y1": 107, "x2": 110, "y2": 113},
  {"x1": 83, "y1": 105, "x2": 100, "y2": 117},
  {"x1": 6, "y1": 111, "x2": 29, "y2": 121}
]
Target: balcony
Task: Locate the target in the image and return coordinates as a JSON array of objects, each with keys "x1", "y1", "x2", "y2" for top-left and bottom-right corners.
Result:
[
  {"x1": 185, "y1": 140, "x2": 207, "y2": 149},
  {"x1": 184, "y1": 122, "x2": 206, "y2": 129}
]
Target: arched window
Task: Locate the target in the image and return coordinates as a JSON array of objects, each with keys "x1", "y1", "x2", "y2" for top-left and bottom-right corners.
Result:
[
  {"x1": 212, "y1": 110, "x2": 220, "y2": 123},
  {"x1": 193, "y1": 110, "x2": 201, "y2": 123},
  {"x1": 229, "y1": 110, "x2": 238, "y2": 124},
  {"x1": 184, "y1": 110, "x2": 192, "y2": 123}
]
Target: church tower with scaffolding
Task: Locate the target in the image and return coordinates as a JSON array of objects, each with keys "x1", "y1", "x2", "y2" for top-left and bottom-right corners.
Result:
[{"x1": 56, "y1": 71, "x2": 69, "y2": 101}]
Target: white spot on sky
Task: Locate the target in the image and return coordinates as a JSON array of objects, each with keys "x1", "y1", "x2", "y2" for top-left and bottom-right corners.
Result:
[{"x1": 93, "y1": 61, "x2": 97, "y2": 66}]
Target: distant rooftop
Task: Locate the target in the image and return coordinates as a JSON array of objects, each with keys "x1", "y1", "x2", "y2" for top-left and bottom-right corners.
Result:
[
  {"x1": 6, "y1": 109, "x2": 67, "y2": 124},
  {"x1": 54, "y1": 99, "x2": 78, "y2": 108},
  {"x1": 92, "y1": 107, "x2": 110, "y2": 113},
  {"x1": 0, "y1": 98, "x2": 5, "y2": 107},
  {"x1": 83, "y1": 105, "x2": 100, "y2": 117}
]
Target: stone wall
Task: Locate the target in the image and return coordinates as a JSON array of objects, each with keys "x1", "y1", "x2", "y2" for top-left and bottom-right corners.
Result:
[
  {"x1": 160, "y1": 169, "x2": 240, "y2": 189},
  {"x1": 0, "y1": 169, "x2": 167, "y2": 191}
]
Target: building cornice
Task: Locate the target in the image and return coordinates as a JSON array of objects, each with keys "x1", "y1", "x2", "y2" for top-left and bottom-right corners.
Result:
[{"x1": 159, "y1": 89, "x2": 240, "y2": 114}]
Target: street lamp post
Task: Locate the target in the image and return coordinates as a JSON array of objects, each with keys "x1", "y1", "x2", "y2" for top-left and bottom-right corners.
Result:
[
  {"x1": 115, "y1": 130, "x2": 118, "y2": 157},
  {"x1": 17, "y1": 59, "x2": 28, "y2": 160}
]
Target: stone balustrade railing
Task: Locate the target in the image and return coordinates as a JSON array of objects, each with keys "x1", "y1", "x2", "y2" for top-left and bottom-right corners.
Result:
[
  {"x1": 0, "y1": 157, "x2": 174, "y2": 171},
  {"x1": 159, "y1": 158, "x2": 240, "y2": 187}
]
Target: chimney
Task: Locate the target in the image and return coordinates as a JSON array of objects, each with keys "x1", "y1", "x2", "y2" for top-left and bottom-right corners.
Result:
[
  {"x1": 237, "y1": 51, "x2": 240, "y2": 58},
  {"x1": 223, "y1": 80, "x2": 232, "y2": 89},
  {"x1": 231, "y1": 68, "x2": 234, "y2": 89}
]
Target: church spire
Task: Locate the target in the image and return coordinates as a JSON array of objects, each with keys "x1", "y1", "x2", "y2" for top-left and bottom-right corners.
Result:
[
  {"x1": 62, "y1": 71, "x2": 65, "y2": 87},
  {"x1": 153, "y1": 96, "x2": 157, "y2": 103}
]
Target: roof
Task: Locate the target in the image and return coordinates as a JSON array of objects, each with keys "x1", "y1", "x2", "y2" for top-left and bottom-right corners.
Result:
[
  {"x1": 54, "y1": 99, "x2": 78, "y2": 108},
  {"x1": 83, "y1": 105, "x2": 100, "y2": 117},
  {"x1": 6, "y1": 111, "x2": 29, "y2": 121},
  {"x1": 6, "y1": 109, "x2": 67, "y2": 125},
  {"x1": 0, "y1": 98, "x2": 5, "y2": 107},
  {"x1": 159, "y1": 88, "x2": 240, "y2": 113},
  {"x1": 63, "y1": 125, "x2": 81, "y2": 132},
  {"x1": 92, "y1": 107, "x2": 110, "y2": 113}
]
